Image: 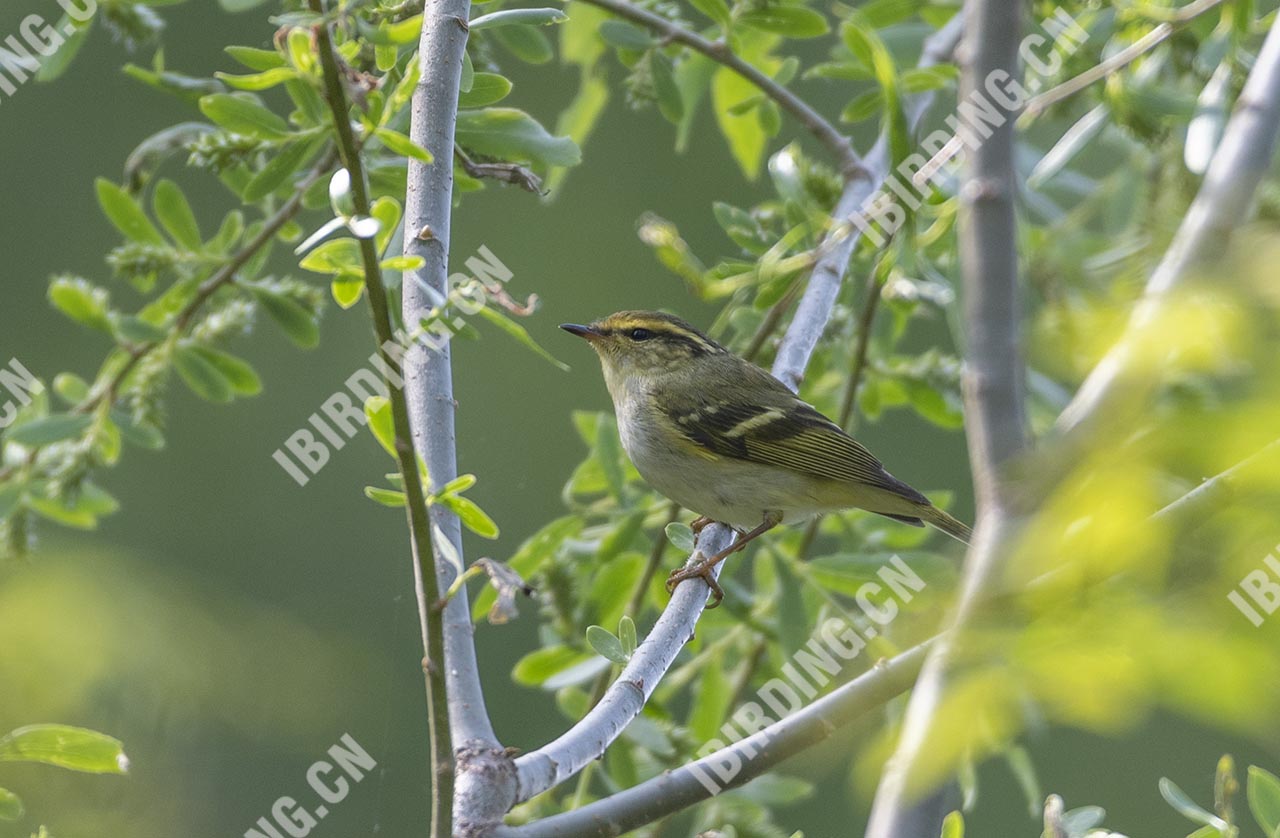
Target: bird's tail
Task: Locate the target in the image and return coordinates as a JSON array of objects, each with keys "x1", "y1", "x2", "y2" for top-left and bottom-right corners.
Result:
[{"x1": 919, "y1": 505, "x2": 972, "y2": 544}]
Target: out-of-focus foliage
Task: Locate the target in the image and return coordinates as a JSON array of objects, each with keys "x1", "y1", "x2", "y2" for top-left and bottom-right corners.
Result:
[{"x1": 6, "y1": 0, "x2": 1280, "y2": 834}]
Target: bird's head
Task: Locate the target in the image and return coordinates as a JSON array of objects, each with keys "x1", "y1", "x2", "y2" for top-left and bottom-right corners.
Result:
[{"x1": 560, "y1": 310, "x2": 724, "y2": 393}]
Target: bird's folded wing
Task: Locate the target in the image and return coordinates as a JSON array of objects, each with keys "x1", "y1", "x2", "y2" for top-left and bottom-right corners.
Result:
[{"x1": 661, "y1": 387, "x2": 927, "y2": 504}]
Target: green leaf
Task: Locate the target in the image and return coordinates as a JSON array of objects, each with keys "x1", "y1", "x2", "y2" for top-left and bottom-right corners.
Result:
[
  {"x1": 491, "y1": 24, "x2": 554, "y2": 64},
  {"x1": 710, "y1": 34, "x2": 779, "y2": 179},
  {"x1": 332, "y1": 277, "x2": 364, "y2": 309},
  {"x1": 1161, "y1": 777, "x2": 1225, "y2": 828},
  {"x1": 244, "y1": 137, "x2": 323, "y2": 203},
  {"x1": 439, "y1": 493, "x2": 500, "y2": 539},
  {"x1": 7, "y1": 414, "x2": 94, "y2": 447},
  {"x1": 375, "y1": 128, "x2": 433, "y2": 162},
  {"x1": 27, "y1": 483, "x2": 119, "y2": 529},
  {"x1": 940, "y1": 811, "x2": 963, "y2": 838},
  {"x1": 53, "y1": 372, "x2": 90, "y2": 405},
  {"x1": 49, "y1": 277, "x2": 111, "y2": 332},
  {"x1": 0, "y1": 787, "x2": 21, "y2": 821},
  {"x1": 219, "y1": 0, "x2": 272, "y2": 10},
  {"x1": 199, "y1": 93, "x2": 290, "y2": 138},
  {"x1": 35, "y1": 16, "x2": 92, "y2": 82},
  {"x1": 300, "y1": 238, "x2": 364, "y2": 276},
  {"x1": 470, "y1": 8, "x2": 568, "y2": 29},
  {"x1": 772, "y1": 552, "x2": 806, "y2": 657},
  {"x1": 650, "y1": 52, "x2": 683, "y2": 124},
  {"x1": 689, "y1": 648, "x2": 730, "y2": 740},
  {"x1": 0, "y1": 485, "x2": 25, "y2": 522},
  {"x1": 842, "y1": 89, "x2": 883, "y2": 123},
  {"x1": 193, "y1": 347, "x2": 262, "y2": 396},
  {"x1": 586, "y1": 625, "x2": 629, "y2": 664},
  {"x1": 114, "y1": 315, "x2": 168, "y2": 344},
  {"x1": 665, "y1": 521, "x2": 695, "y2": 552},
  {"x1": 618, "y1": 615, "x2": 637, "y2": 657},
  {"x1": 364, "y1": 396, "x2": 396, "y2": 458},
  {"x1": 474, "y1": 307, "x2": 570, "y2": 370},
  {"x1": 740, "y1": 6, "x2": 829, "y2": 37},
  {"x1": 250, "y1": 286, "x2": 320, "y2": 348},
  {"x1": 513, "y1": 645, "x2": 599, "y2": 687},
  {"x1": 456, "y1": 108, "x2": 581, "y2": 168},
  {"x1": 688, "y1": 0, "x2": 732, "y2": 28},
  {"x1": 216, "y1": 67, "x2": 299, "y2": 91},
  {"x1": 225, "y1": 45, "x2": 287, "y2": 71},
  {"x1": 173, "y1": 345, "x2": 234, "y2": 403},
  {"x1": 0, "y1": 724, "x2": 127, "y2": 773},
  {"x1": 1249, "y1": 766, "x2": 1280, "y2": 835},
  {"x1": 95, "y1": 179, "x2": 165, "y2": 244},
  {"x1": 365, "y1": 486, "x2": 407, "y2": 507},
  {"x1": 153, "y1": 179, "x2": 202, "y2": 248},
  {"x1": 459, "y1": 73, "x2": 513, "y2": 108},
  {"x1": 598, "y1": 20, "x2": 655, "y2": 50}
]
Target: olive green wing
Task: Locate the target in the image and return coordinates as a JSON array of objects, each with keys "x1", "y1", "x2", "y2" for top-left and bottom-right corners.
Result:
[{"x1": 660, "y1": 364, "x2": 928, "y2": 504}]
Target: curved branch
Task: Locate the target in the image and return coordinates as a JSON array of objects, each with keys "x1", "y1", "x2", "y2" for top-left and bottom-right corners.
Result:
[
  {"x1": 865, "y1": 0, "x2": 1029, "y2": 831},
  {"x1": 495, "y1": 644, "x2": 930, "y2": 838},
  {"x1": 572, "y1": 0, "x2": 866, "y2": 178},
  {"x1": 398, "y1": 0, "x2": 519, "y2": 831},
  {"x1": 506, "y1": 11, "x2": 965, "y2": 817},
  {"x1": 1056, "y1": 12, "x2": 1280, "y2": 438},
  {"x1": 771, "y1": 13, "x2": 963, "y2": 389}
]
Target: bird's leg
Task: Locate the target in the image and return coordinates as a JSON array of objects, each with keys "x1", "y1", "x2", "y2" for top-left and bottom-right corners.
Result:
[
  {"x1": 666, "y1": 511, "x2": 783, "y2": 608},
  {"x1": 690, "y1": 516, "x2": 714, "y2": 538}
]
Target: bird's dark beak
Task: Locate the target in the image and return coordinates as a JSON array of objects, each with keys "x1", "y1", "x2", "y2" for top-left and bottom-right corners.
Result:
[{"x1": 560, "y1": 323, "x2": 601, "y2": 341}]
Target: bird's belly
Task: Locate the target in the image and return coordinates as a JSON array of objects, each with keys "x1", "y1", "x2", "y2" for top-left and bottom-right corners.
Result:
[{"x1": 618, "y1": 413, "x2": 823, "y2": 529}]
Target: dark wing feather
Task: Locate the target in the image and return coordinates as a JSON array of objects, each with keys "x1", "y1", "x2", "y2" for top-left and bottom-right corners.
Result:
[{"x1": 660, "y1": 360, "x2": 928, "y2": 504}]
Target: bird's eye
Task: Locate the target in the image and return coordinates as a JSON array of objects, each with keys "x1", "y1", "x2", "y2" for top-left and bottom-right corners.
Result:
[{"x1": 629, "y1": 328, "x2": 654, "y2": 341}]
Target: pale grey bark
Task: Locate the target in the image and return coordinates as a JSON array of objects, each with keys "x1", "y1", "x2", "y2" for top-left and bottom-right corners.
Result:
[
  {"x1": 401, "y1": 0, "x2": 514, "y2": 831},
  {"x1": 864, "y1": 1, "x2": 1029, "y2": 834},
  {"x1": 495, "y1": 644, "x2": 931, "y2": 838}
]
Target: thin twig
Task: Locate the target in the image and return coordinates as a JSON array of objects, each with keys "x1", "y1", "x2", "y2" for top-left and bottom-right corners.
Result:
[
  {"x1": 1024, "y1": 0, "x2": 1228, "y2": 122},
  {"x1": 310, "y1": 6, "x2": 453, "y2": 835},
  {"x1": 864, "y1": 0, "x2": 1029, "y2": 832},
  {"x1": 572, "y1": 0, "x2": 865, "y2": 178},
  {"x1": 455, "y1": 146, "x2": 544, "y2": 194},
  {"x1": 504, "y1": 12, "x2": 966, "y2": 818},
  {"x1": 493, "y1": 644, "x2": 931, "y2": 838}
]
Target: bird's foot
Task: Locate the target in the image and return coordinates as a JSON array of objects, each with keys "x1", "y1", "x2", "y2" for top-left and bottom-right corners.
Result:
[
  {"x1": 665, "y1": 558, "x2": 725, "y2": 608},
  {"x1": 690, "y1": 516, "x2": 714, "y2": 539}
]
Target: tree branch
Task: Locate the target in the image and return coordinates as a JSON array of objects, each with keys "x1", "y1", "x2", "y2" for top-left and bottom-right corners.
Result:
[
  {"x1": 309, "y1": 6, "x2": 455, "y2": 835},
  {"x1": 400, "y1": 0, "x2": 524, "y2": 831},
  {"x1": 771, "y1": 13, "x2": 964, "y2": 389},
  {"x1": 494, "y1": 643, "x2": 931, "y2": 838},
  {"x1": 501, "y1": 11, "x2": 966, "y2": 824},
  {"x1": 572, "y1": 0, "x2": 866, "y2": 178},
  {"x1": 1056, "y1": 12, "x2": 1280, "y2": 439},
  {"x1": 864, "y1": 0, "x2": 1029, "y2": 831}
]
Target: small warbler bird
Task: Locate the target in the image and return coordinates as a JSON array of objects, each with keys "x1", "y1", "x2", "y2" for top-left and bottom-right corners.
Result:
[{"x1": 561, "y1": 310, "x2": 971, "y2": 605}]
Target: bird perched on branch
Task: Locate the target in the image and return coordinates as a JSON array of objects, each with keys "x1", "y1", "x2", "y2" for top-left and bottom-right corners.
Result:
[{"x1": 561, "y1": 310, "x2": 971, "y2": 606}]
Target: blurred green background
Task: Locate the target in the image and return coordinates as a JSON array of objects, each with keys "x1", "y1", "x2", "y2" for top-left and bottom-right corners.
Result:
[{"x1": 0, "y1": 2, "x2": 1272, "y2": 836}]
